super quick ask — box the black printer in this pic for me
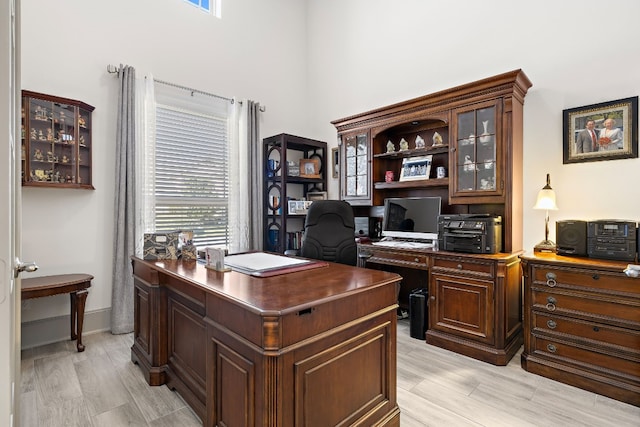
[437,214,502,254]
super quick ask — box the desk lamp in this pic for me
[533,173,558,253]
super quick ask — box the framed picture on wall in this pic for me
[563,96,638,164]
[331,147,339,179]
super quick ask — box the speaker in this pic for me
[556,220,587,256]
[409,288,429,340]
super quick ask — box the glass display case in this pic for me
[452,101,500,197]
[22,90,94,189]
[340,131,371,205]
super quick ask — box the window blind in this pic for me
[154,104,229,248]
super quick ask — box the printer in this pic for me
[438,214,502,254]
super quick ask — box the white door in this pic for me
[1,0,28,425]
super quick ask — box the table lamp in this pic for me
[533,173,558,253]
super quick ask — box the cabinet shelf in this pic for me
[373,145,449,159]
[374,178,448,190]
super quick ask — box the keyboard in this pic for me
[371,240,434,249]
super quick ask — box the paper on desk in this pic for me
[224,252,311,273]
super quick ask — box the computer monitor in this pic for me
[381,196,441,241]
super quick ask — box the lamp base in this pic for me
[534,239,557,253]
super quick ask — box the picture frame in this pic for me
[299,158,321,178]
[331,147,339,179]
[288,200,314,215]
[563,96,638,164]
[399,155,433,181]
[306,191,328,201]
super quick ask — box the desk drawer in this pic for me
[431,256,494,279]
[365,248,428,269]
[532,311,640,354]
[533,336,640,380]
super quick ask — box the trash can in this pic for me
[409,288,429,339]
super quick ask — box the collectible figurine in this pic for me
[46,128,53,141]
[432,132,443,146]
[61,155,69,164]
[415,135,425,149]
[79,135,85,146]
[463,155,475,172]
[38,130,45,141]
[33,148,43,161]
[386,140,395,153]
[78,115,86,127]
[399,138,409,151]
[30,128,37,140]
[53,171,61,183]
[46,151,57,163]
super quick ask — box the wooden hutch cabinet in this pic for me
[333,70,532,365]
[21,90,94,189]
[520,253,640,406]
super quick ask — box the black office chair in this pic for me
[300,200,358,266]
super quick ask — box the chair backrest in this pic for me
[300,200,357,266]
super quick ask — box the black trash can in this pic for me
[409,288,429,339]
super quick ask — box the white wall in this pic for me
[20,0,640,328]
[20,0,311,324]
[307,0,640,251]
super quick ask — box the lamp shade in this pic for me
[534,188,558,210]
[533,173,558,210]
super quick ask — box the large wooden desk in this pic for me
[21,273,92,352]
[131,257,401,426]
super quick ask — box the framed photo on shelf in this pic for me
[563,96,638,164]
[306,191,327,201]
[299,158,321,178]
[287,200,314,215]
[399,155,433,181]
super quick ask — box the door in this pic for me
[1,0,24,425]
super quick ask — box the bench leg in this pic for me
[70,289,89,352]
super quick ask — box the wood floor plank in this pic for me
[34,354,83,408]
[92,402,148,427]
[75,354,133,416]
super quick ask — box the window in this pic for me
[151,85,230,249]
[184,0,221,17]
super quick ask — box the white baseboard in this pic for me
[20,308,112,350]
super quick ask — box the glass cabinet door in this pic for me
[451,101,501,200]
[341,132,371,204]
[22,91,94,189]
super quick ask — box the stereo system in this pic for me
[557,219,638,262]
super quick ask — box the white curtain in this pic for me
[228,99,262,253]
[135,74,156,252]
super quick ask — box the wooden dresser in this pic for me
[520,253,640,406]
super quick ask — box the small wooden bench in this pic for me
[21,273,93,352]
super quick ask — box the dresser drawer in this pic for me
[533,289,640,326]
[532,311,640,354]
[431,256,494,279]
[533,336,640,380]
[532,265,640,295]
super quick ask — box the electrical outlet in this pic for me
[21,299,31,310]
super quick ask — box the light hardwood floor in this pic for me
[20,319,640,426]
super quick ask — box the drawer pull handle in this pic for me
[545,296,556,312]
[592,274,600,280]
[415,258,420,263]
[593,326,600,332]
[457,264,463,269]
[547,344,557,353]
[547,320,557,329]
[545,272,557,287]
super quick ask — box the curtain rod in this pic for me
[106,64,266,112]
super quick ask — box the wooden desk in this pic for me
[21,273,93,352]
[131,257,402,427]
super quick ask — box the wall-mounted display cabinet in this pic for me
[21,90,95,189]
